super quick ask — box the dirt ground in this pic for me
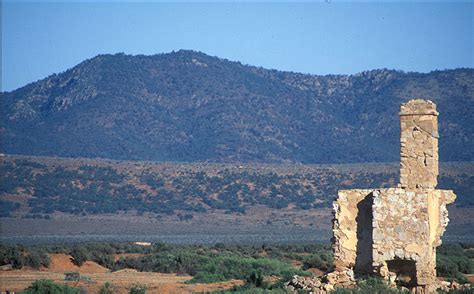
[466,274,474,284]
[0,254,244,293]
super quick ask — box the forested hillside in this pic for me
[1,50,473,163]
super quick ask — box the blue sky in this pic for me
[2,1,473,92]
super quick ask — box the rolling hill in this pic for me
[1,50,473,163]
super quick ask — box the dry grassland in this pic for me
[0,254,243,293]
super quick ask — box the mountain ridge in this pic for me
[1,50,473,163]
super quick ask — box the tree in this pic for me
[70,247,88,266]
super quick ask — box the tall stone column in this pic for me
[323,99,456,293]
[399,100,439,189]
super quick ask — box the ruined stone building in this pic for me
[333,99,456,292]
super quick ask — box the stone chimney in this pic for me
[399,99,439,189]
[330,99,456,293]
[289,99,460,293]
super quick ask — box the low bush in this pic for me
[114,248,307,283]
[0,244,50,269]
[70,247,88,266]
[129,284,146,294]
[332,277,409,294]
[436,244,473,283]
[3,242,471,292]
[21,279,80,294]
[440,286,474,294]
[302,251,333,271]
[64,272,81,281]
[98,282,114,294]
[217,287,288,293]
[217,271,286,293]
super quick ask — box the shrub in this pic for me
[302,252,333,271]
[217,287,288,293]
[332,277,408,294]
[129,284,147,294]
[190,272,227,283]
[25,251,50,269]
[90,251,114,269]
[436,243,473,283]
[112,246,307,284]
[70,247,88,266]
[64,272,81,281]
[22,279,80,294]
[0,244,24,269]
[440,286,474,294]
[98,282,114,294]
[0,245,50,270]
[246,270,265,288]
[187,255,308,283]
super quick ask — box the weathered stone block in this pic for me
[399,99,439,189]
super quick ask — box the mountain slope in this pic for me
[1,50,473,163]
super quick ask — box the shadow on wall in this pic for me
[354,192,374,277]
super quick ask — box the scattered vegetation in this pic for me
[21,279,80,294]
[2,157,472,218]
[129,284,147,294]
[1,242,472,289]
[0,243,50,269]
[110,244,310,283]
[70,247,88,266]
[331,277,409,294]
[2,51,473,164]
[98,282,115,294]
[436,244,473,284]
[218,281,288,293]
[301,251,333,272]
[63,272,80,281]
[0,199,20,217]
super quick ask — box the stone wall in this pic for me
[371,188,455,288]
[332,187,455,291]
[332,189,373,273]
[372,188,431,279]
[400,99,439,189]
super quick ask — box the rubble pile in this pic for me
[284,269,355,293]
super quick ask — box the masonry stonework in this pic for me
[400,99,439,189]
[285,99,463,293]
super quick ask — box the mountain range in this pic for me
[1,50,473,163]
